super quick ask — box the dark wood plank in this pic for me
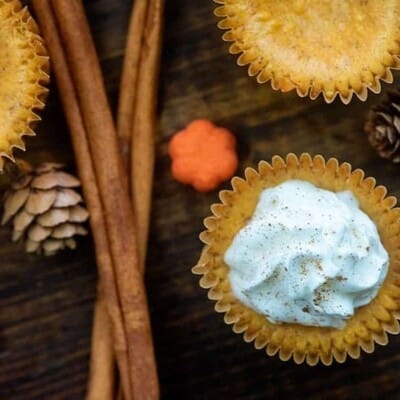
[2,0,400,399]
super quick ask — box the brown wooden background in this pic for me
[2,1,400,398]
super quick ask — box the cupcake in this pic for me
[192,153,400,365]
[0,0,49,169]
[214,0,400,103]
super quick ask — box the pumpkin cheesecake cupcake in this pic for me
[214,0,400,103]
[0,0,49,169]
[193,153,400,365]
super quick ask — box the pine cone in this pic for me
[1,162,89,256]
[365,89,400,163]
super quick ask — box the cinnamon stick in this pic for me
[31,2,131,399]
[117,0,149,174]
[117,0,164,266]
[130,0,164,266]
[86,293,115,400]
[49,1,159,399]
[116,1,165,397]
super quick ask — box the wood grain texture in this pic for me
[2,0,400,399]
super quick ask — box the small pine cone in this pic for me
[1,162,89,256]
[365,90,400,163]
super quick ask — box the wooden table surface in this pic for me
[2,1,400,399]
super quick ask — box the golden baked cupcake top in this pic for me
[215,0,400,103]
[193,154,400,365]
[0,0,49,170]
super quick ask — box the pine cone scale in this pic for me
[52,223,76,239]
[28,224,52,242]
[42,239,64,254]
[2,187,29,224]
[376,111,392,124]
[69,205,89,222]
[37,208,70,227]
[13,209,34,232]
[393,115,400,133]
[31,171,80,190]
[12,175,32,190]
[25,189,57,214]
[54,188,82,207]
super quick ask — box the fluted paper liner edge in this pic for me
[192,153,400,366]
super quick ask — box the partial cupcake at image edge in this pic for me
[0,0,50,170]
[192,153,400,366]
[214,0,400,104]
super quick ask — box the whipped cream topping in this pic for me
[224,180,389,329]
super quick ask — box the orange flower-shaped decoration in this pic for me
[168,119,238,192]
